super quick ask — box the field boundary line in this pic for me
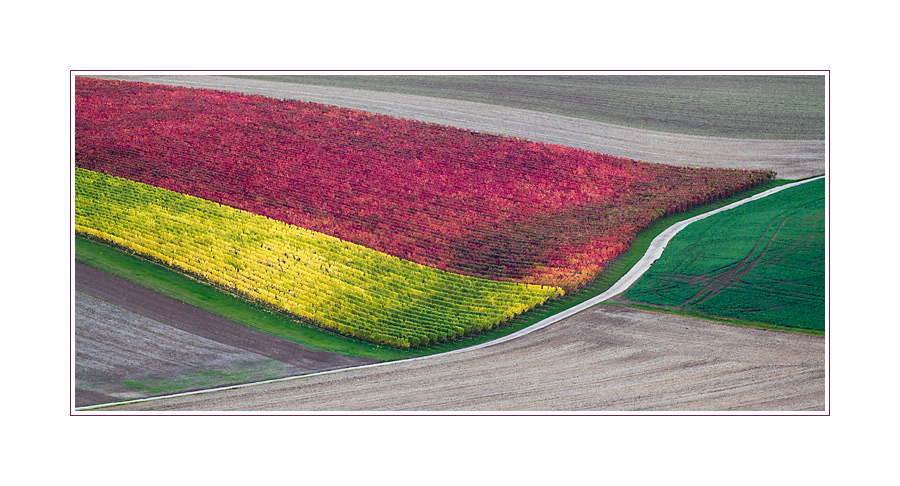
[75,176,824,412]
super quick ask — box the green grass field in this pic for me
[76,180,791,359]
[623,178,825,331]
[231,75,825,140]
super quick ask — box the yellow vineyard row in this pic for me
[75,168,563,347]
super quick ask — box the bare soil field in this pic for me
[108,305,825,412]
[74,263,376,407]
[234,74,825,140]
[93,75,825,180]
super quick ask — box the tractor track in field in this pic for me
[78,178,825,412]
[88,75,825,180]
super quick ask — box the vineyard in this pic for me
[76,77,773,290]
[76,168,560,348]
[75,77,776,348]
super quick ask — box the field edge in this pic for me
[602,302,825,337]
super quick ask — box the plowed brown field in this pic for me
[108,306,825,411]
[75,263,376,407]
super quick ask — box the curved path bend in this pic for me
[82,178,825,412]
[91,75,825,180]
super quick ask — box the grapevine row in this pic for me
[75,77,774,290]
[76,168,562,348]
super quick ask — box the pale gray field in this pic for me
[92,75,825,179]
[75,292,289,406]
[74,263,376,408]
[109,306,825,412]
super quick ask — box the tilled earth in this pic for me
[74,263,376,408]
[107,305,825,412]
[92,75,825,180]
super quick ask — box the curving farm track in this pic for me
[92,75,825,180]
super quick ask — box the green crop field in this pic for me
[232,74,826,140]
[623,178,825,331]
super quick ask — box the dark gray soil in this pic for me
[74,262,377,408]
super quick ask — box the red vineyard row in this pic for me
[75,77,773,289]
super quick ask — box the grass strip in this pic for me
[601,302,825,337]
[76,237,410,361]
[122,362,287,395]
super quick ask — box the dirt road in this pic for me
[91,75,825,179]
[108,305,825,411]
